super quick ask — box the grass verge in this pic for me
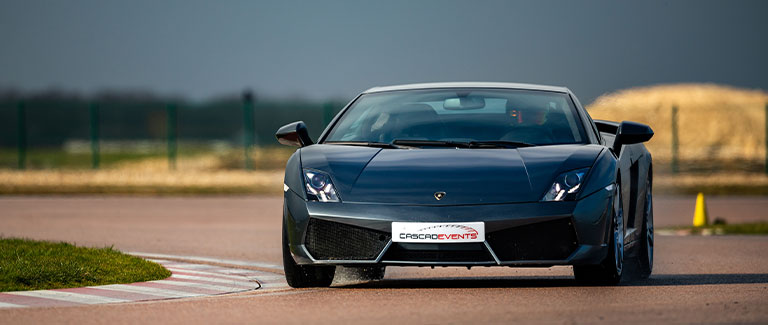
[0,147,295,171]
[658,222,768,236]
[0,169,283,195]
[0,238,171,292]
[654,172,768,195]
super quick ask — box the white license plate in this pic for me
[392,222,485,243]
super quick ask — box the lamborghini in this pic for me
[276,82,654,287]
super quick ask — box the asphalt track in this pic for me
[1,195,767,324]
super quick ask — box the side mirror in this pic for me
[275,121,313,147]
[613,121,653,153]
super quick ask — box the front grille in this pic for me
[304,218,390,260]
[487,218,578,261]
[382,243,495,263]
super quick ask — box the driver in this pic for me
[502,99,553,143]
[507,102,548,126]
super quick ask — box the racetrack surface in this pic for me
[0,196,767,324]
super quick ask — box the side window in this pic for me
[569,93,600,144]
[585,113,602,144]
[547,101,582,143]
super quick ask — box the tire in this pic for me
[574,183,624,285]
[635,176,654,279]
[282,220,335,288]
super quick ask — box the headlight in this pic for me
[303,169,340,202]
[541,168,589,201]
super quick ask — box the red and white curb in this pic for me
[0,254,288,309]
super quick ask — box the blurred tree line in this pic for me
[0,89,346,148]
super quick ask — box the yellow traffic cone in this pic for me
[693,192,709,227]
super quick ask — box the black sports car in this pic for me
[276,82,654,287]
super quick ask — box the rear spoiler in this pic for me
[594,119,619,135]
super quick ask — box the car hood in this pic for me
[300,144,604,205]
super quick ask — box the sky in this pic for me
[1,0,766,104]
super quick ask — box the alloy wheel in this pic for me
[644,180,654,270]
[614,187,624,276]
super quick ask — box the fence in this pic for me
[0,91,344,171]
[663,103,768,175]
[3,94,768,174]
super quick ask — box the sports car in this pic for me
[276,82,654,287]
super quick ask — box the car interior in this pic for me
[348,97,583,145]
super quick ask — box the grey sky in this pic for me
[1,0,766,103]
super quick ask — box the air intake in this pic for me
[304,218,390,260]
[487,218,578,261]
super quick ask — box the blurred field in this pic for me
[0,145,296,171]
[2,83,768,195]
[0,169,283,195]
[587,83,768,173]
[0,147,293,195]
[655,172,768,195]
[2,147,768,195]
[110,146,295,172]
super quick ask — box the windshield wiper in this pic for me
[391,139,471,148]
[324,141,409,149]
[467,140,536,148]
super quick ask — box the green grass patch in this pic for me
[0,238,171,292]
[659,222,768,236]
[0,149,167,169]
[0,147,294,171]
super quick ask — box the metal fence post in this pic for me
[17,101,26,170]
[89,102,100,169]
[167,103,177,171]
[671,105,679,174]
[242,91,255,170]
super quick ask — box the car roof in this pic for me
[362,82,571,94]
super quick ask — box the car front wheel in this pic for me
[282,219,335,288]
[635,176,654,278]
[574,183,624,285]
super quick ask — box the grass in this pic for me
[0,150,163,170]
[109,146,295,172]
[0,146,296,171]
[0,146,291,195]
[654,172,768,195]
[659,222,768,236]
[0,238,171,292]
[0,169,284,195]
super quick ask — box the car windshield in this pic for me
[323,88,588,146]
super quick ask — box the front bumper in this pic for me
[284,186,614,267]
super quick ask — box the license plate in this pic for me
[392,222,485,243]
